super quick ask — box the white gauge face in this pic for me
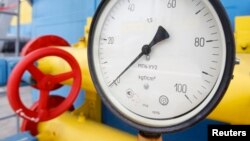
[91,0,227,127]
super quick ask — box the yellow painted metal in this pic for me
[73,17,92,48]
[11,0,32,25]
[73,91,102,122]
[208,16,250,124]
[37,47,101,121]
[235,16,250,53]
[38,48,250,125]
[38,47,94,92]
[33,21,249,141]
[71,17,102,121]
[37,112,136,141]
[208,54,250,124]
[37,45,250,125]
[37,17,102,122]
[35,17,250,140]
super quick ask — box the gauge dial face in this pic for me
[89,0,233,130]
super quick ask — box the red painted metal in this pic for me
[21,35,70,56]
[8,48,81,122]
[21,95,74,136]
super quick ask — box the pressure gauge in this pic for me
[88,0,235,132]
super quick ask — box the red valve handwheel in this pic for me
[21,95,75,136]
[7,48,81,122]
[21,35,70,56]
[21,35,70,90]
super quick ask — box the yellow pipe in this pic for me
[38,47,102,122]
[38,47,95,93]
[208,55,250,124]
[38,47,250,124]
[235,16,250,53]
[30,16,250,141]
[11,0,32,25]
[208,16,250,124]
[37,112,136,141]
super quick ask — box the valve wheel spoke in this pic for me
[38,90,49,110]
[7,47,82,123]
[51,71,74,84]
[27,64,45,82]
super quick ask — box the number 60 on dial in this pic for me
[88,0,235,132]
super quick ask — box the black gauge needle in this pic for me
[109,26,170,87]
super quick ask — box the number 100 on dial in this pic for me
[89,0,235,132]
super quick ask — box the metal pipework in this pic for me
[37,112,136,141]
[37,47,250,124]
[208,54,250,124]
[208,16,250,124]
[37,47,95,93]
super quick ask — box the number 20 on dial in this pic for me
[88,0,235,132]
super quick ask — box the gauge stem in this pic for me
[138,131,162,141]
